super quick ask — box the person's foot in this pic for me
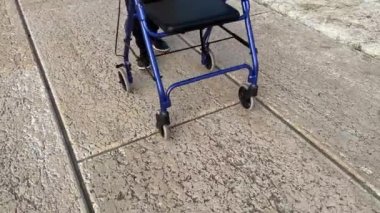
[152,38,170,53]
[137,54,151,70]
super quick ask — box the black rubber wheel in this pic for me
[159,125,170,140]
[156,111,171,140]
[239,84,255,110]
[203,50,215,70]
[118,70,132,92]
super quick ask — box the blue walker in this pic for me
[117,0,260,139]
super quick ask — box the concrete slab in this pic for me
[252,0,380,58]
[20,0,239,160]
[80,104,380,212]
[0,1,85,212]
[182,11,380,190]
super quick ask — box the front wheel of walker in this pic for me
[156,111,171,140]
[239,84,256,110]
[118,70,132,93]
[160,125,170,140]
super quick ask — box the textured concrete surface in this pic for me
[20,0,240,160]
[252,0,380,58]
[0,0,85,212]
[183,10,380,190]
[80,105,380,212]
[5,0,379,211]
[229,0,272,15]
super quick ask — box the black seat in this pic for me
[143,0,240,34]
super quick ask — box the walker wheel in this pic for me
[156,111,171,140]
[160,125,170,140]
[118,70,132,93]
[203,50,215,70]
[239,84,256,110]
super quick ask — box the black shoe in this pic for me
[137,54,151,70]
[152,38,170,53]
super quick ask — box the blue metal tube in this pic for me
[166,64,252,97]
[135,0,170,110]
[142,23,168,38]
[239,14,247,20]
[241,0,259,85]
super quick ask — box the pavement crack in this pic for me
[78,102,239,164]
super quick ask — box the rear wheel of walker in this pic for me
[156,111,171,140]
[203,50,215,70]
[239,84,256,110]
[118,70,132,93]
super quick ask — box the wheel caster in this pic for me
[160,125,170,140]
[202,50,215,71]
[239,84,257,110]
[156,111,171,140]
[118,70,132,93]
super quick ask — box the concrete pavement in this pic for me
[80,104,380,212]
[183,0,380,191]
[1,0,380,212]
[0,0,85,211]
[253,0,380,58]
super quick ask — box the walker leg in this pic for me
[242,0,259,86]
[122,0,135,84]
[239,0,259,109]
[135,0,171,138]
[200,27,215,70]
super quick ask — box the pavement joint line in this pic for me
[168,102,241,133]
[178,28,380,202]
[256,99,380,201]
[78,132,158,164]
[78,102,240,164]
[14,1,95,212]
[250,10,273,17]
